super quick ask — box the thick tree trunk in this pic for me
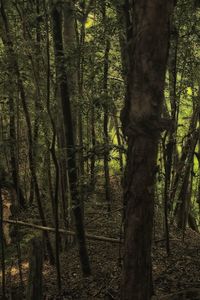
[121,1,174,299]
[122,137,157,300]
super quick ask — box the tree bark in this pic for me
[169,99,200,208]
[0,183,6,298]
[175,130,198,229]
[26,237,43,300]
[102,1,111,212]
[44,3,61,289]
[121,1,174,299]
[162,22,179,253]
[9,95,26,208]
[51,2,91,276]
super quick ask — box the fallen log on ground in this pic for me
[1,219,122,244]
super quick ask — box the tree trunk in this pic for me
[51,2,91,276]
[29,0,42,205]
[90,100,96,188]
[115,0,132,82]
[9,94,26,208]
[0,183,6,298]
[161,22,179,253]
[44,3,62,289]
[102,1,111,212]
[26,237,43,300]
[170,100,200,208]
[0,0,55,265]
[113,112,124,173]
[63,0,79,144]
[175,130,198,229]
[121,1,174,299]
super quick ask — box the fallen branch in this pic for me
[2,219,121,244]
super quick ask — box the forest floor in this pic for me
[1,177,200,299]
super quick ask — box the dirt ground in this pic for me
[1,180,200,299]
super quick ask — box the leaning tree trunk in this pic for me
[120,1,175,299]
[169,100,200,208]
[175,130,198,230]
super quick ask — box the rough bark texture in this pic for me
[121,1,174,299]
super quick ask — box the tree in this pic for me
[1,0,200,298]
[0,0,55,265]
[51,1,91,276]
[120,1,175,299]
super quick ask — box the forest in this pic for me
[0,0,200,299]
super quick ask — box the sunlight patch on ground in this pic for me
[0,261,29,278]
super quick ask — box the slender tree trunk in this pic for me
[103,40,111,212]
[90,101,96,188]
[44,3,62,289]
[115,0,132,82]
[113,113,124,173]
[165,22,178,214]
[77,18,86,204]
[89,57,97,190]
[175,130,198,229]
[162,140,170,255]
[63,0,79,143]
[102,2,111,212]
[0,0,55,265]
[0,184,6,298]
[51,2,91,276]
[121,1,174,299]
[30,0,42,205]
[57,129,70,232]
[9,94,26,208]
[170,100,200,207]
[161,23,179,253]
